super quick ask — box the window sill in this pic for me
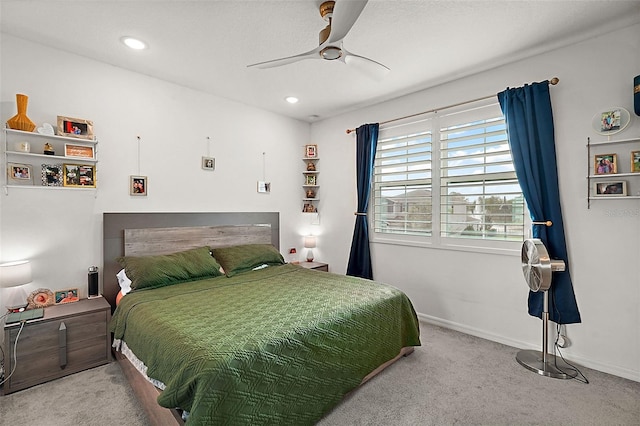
[370,234,521,256]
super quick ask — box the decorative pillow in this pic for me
[213,244,284,277]
[117,246,223,290]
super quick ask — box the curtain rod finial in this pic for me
[550,77,559,85]
[346,128,354,134]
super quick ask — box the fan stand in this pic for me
[516,289,577,379]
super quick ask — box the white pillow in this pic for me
[116,268,132,295]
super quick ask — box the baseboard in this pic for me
[417,313,640,383]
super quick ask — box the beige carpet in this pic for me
[1,323,639,425]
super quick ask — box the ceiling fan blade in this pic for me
[343,50,390,80]
[326,0,368,44]
[247,47,320,69]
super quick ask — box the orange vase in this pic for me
[6,94,36,132]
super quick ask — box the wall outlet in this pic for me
[557,334,571,348]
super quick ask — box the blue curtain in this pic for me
[347,123,379,280]
[497,81,581,324]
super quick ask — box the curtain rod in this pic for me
[345,77,559,134]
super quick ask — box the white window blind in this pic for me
[373,101,526,244]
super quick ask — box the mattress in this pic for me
[110,263,421,425]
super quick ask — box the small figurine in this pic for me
[43,142,55,155]
[306,162,316,171]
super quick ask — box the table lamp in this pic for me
[0,260,33,312]
[304,235,316,262]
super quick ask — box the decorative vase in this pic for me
[6,94,36,132]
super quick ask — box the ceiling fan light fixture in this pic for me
[320,46,342,60]
[121,36,147,50]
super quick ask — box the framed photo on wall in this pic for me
[63,164,96,187]
[57,116,94,140]
[64,143,95,159]
[202,157,215,171]
[7,163,33,185]
[593,153,617,175]
[130,175,147,196]
[305,144,318,158]
[631,150,640,173]
[593,181,627,197]
[41,164,63,186]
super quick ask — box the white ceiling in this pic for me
[2,1,639,122]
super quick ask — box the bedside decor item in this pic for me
[130,175,147,196]
[202,156,215,170]
[305,144,318,158]
[43,142,55,155]
[63,164,96,187]
[594,181,627,196]
[631,150,640,173]
[591,107,630,135]
[27,288,55,309]
[634,75,639,116]
[55,288,79,304]
[37,122,55,135]
[57,115,94,140]
[6,93,36,132]
[88,266,100,298]
[304,235,316,262]
[41,164,63,186]
[64,143,95,159]
[0,260,33,312]
[593,153,618,174]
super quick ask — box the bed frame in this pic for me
[102,212,413,424]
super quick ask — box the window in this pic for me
[372,100,526,246]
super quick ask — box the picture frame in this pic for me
[591,107,630,135]
[41,164,63,186]
[201,156,215,171]
[593,153,617,175]
[305,144,318,159]
[64,143,95,159]
[7,163,33,185]
[631,150,640,173]
[257,181,271,193]
[57,115,94,140]
[305,174,317,185]
[63,164,96,187]
[594,181,627,197]
[130,175,147,196]
[55,288,79,305]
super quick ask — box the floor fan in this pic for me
[517,238,577,379]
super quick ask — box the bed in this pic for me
[103,212,421,425]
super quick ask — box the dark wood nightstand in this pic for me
[2,297,111,394]
[299,261,329,272]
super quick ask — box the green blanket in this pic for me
[110,264,421,425]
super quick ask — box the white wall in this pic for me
[2,23,639,382]
[0,35,313,307]
[311,23,640,381]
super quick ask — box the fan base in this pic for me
[516,350,578,379]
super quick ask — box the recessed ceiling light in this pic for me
[285,96,299,104]
[121,36,147,50]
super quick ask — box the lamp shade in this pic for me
[0,260,33,288]
[304,235,317,249]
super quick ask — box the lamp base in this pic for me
[306,248,314,262]
[6,303,28,313]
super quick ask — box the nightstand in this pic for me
[2,297,111,394]
[299,261,329,272]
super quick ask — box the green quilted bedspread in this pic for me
[110,263,421,425]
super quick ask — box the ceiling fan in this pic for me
[247,0,390,79]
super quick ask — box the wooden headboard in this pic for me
[103,212,279,311]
